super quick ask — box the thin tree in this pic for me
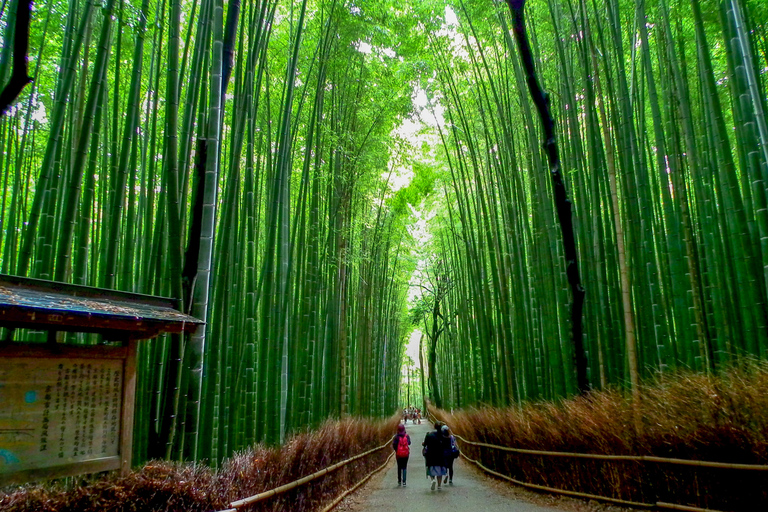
[505,0,588,394]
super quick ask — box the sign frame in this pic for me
[0,341,137,486]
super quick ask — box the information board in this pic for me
[0,344,136,485]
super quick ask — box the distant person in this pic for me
[422,421,450,490]
[393,423,411,486]
[441,424,459,484]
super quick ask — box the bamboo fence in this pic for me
[215,440,393,511]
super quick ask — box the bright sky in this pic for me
[405,328,422,365]
[444,5,459,25]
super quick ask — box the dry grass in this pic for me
[0,416,398,512]
[433,364,768,511]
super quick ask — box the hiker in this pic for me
[441,424,460,484]
[422,421,450,490]
[393,423,411,486]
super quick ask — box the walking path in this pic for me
[351,420,564,512]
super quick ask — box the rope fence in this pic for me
[458,449,654,509]
[451,434,768,471]
[214,439,392,512]
[428,408,766,511]
[458,448,732,512]
[318,452,394,512]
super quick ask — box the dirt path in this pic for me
[335,421,632,512]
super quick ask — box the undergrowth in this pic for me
[0,416,398,512]
[433,363,768,511]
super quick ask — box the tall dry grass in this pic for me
[0,415,399,512]
[434,364,768,511]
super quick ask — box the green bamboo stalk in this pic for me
[183,0,224,460]
[15,0,94,277]
[53,0,118,283]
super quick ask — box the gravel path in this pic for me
[335,421,632,512]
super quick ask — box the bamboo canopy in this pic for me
[0,0,766,468]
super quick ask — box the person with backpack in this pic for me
[441,424,460,484]
[422,421,451,490]
[392,423,411,486]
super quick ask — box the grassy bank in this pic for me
[433,364,768,511]
[0,416,398,512]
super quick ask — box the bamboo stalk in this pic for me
[505,0,588,393]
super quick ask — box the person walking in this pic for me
[422,421,450,491]
[441,424,459,484]
[392,423,411,486]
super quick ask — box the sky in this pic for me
[405,328,422,365]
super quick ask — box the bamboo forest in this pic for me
[1,0,768,479]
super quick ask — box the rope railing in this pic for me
[459,449,726,512]
[459,449,654,509]
[451,433,768,471]
[319,452,395,512]
[214,439,392,512]
[429,407,762,511]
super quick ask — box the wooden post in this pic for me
[120,339,138,475]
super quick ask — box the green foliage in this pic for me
[1,0,767,468]
[416,0,768,411]
[0,0,429,463]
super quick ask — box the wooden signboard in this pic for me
[0,342,137,486]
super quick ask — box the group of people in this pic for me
[401,406,422,424]
[391,420,460,490]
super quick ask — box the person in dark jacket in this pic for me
[422,421,451,490]
[441,424,459,484]
[392,423,411,486]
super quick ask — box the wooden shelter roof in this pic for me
[0,274,202,339]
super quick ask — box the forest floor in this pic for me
[334,421,633,512]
